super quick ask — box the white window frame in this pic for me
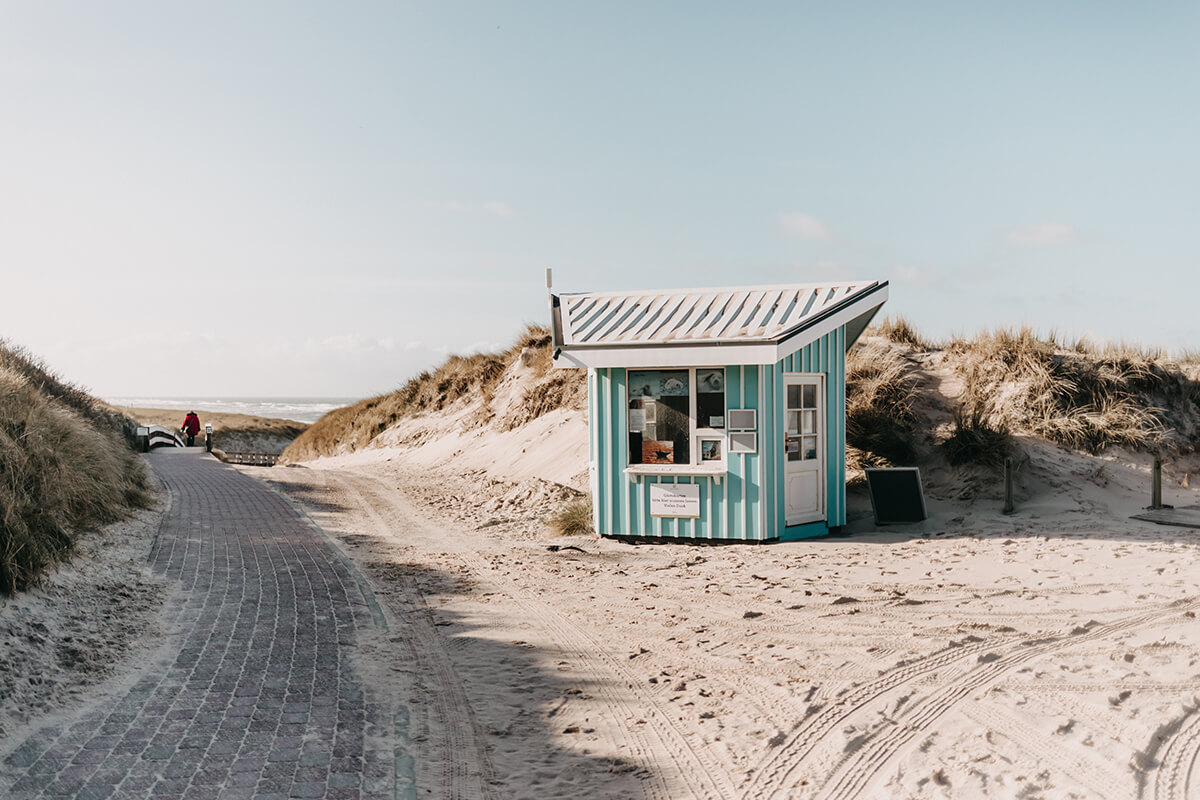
[625,366,727,478]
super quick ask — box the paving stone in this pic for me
[118,773,159,794]
[256,775,291,794]
[268,749,301,764]
[262,761,297,780]
[72,749,110,766]
[216,787,257,800]
[142,746,176,762]
[45,776,87,796]
[26,758,68,777]
[74,785,115,800]
[289,781,328,798]
[328,772,361,789]
[227,771,258,788]
[298,752,331,768]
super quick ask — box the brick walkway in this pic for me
[1,449,406,800]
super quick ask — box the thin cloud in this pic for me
[1006,222,1078,247]
[778,212,834,241]
[483,201,515,218]
[893,265,933,285]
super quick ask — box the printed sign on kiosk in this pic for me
[649,484,701,518]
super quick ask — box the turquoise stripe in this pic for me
[597,369,610,535]
[743,364,759,539]
[612,370,627,533]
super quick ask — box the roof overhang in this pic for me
[551,280,888,369]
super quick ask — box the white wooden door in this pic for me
[784,374,825,526]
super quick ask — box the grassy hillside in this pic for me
[847,319,1200,476]
[281,325,584,463]
[0,342,153,595]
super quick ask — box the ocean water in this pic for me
[104,397,359,424]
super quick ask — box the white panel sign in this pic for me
[729,432,757,454]
[649,483,701,518]
[728,409,757,430]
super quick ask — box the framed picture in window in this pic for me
[642,440,675,464]
[699,434,724,464]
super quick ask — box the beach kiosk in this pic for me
[549,279,888,541]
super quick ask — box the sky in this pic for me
[1,2,1196,399]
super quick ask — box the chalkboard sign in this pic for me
[864,467,927,524]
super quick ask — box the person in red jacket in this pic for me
[181,411,201,447]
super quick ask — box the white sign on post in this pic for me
[649,483,701,518]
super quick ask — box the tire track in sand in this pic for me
[739,633,1006,796]
[960,703,1128,799]
[302,469,498,800]
[1151,703,1200,800]
[802,597,1200,800]
[339,470,734,800]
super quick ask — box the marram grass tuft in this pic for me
[0,345,152,596]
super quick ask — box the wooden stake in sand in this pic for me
[1151,456,1163,510]
[1003,457,1015,515]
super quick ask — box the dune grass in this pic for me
[940,358,1015,467]
[844,339,920,471]
[872,316,933,350]
[282,325,585,463]
[945,327,1183,455]
[848,320,1195,469]
[0,344,153,596]
[548,498,593,536]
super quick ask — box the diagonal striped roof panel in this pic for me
[557,281,883,346]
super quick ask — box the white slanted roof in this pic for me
[550,280,888,369]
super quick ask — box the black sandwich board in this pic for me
[864,467,927,525]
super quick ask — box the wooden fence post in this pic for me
[1151,457,1163,510]
[205,424,213,453]
[1002,457,1015,515]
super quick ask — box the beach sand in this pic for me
[0,501,170,745]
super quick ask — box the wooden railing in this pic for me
[220,452,280,466]
[139,425,184,451]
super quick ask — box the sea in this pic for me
[103,397,360,425]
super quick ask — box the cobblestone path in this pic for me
[1,449,405,800]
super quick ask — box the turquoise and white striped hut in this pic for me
[549,280,888,541]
